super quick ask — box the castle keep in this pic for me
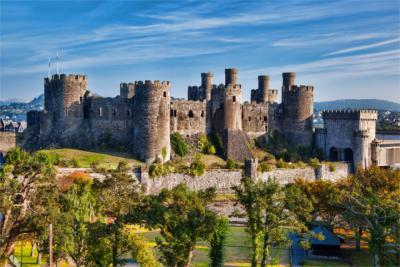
[28,69,315,163]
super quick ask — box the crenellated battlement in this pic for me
[287,85,314,93]
[134,80,171,88]
[45,74,87,84]
[268,89,278,95]
[323,109,378,120]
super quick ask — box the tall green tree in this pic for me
[0,148,57,266]
[209,216,229,267]
[234,176,312,267]
[86,163,143,266]
[135,184,218,267]
[57,172,99,267]
[233,176,264,267]
[340,166,400,267]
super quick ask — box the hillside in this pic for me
[315,99,400,112]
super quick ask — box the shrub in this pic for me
[90,161,99,169]
[149,163,175,178]
[171,133,189,157]
[211,133,224,156]
[258,162,272,173]
[276,158,290,169]
[226,159,236,170]
[328,162,336,172]
[71,158,81,168]
[187,157,206,176]
[198,134,216,155]
[58,171,90,191]
[309,158,322,170]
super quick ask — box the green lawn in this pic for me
[303,259,349,267]
[140,225,289,266]
[40,148,143,168]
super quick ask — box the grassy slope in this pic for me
[40,148,143,168]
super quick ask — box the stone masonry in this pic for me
[28,68,316,163]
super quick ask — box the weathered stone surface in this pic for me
[28,69,317,164]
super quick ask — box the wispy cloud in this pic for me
[325,38,400,56]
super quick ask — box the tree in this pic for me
[136,184,218,267]
[86,165,143,266]
[57,172,99,267]
[0,148,57,266]
[291,179,342,225]
[234,176,311,267]
[209,216,229,267]
[339,166,400,267]
[233,177,264,267]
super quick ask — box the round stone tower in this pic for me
[133,80,171,163]
[258,75,270,103]
[282,72,296,88]
[281,72,314,145]
[44,74,87,129]
[225,68,238,85]
[201,72,213,100]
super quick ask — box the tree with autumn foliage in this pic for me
[339,166,400,267]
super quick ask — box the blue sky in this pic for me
[1,0,399,102]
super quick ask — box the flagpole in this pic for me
[48,57,51,79]
[56,51,59,75]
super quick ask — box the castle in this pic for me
[27,68,315,163]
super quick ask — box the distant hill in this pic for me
[314,99,400,112]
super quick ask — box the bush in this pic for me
[328,162,336,172]
[187,157,206,176]
[226,159,236,170]
[211,133,224,156]
[258,162,272,173]
[198,134,216,155]
[71,158,81,168]
[90,161,99,169]
[276,158,290,169]
[149,163,175,178]
[309,158,322,170]
[171,133,189,157]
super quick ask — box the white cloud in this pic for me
[325,38,400,56]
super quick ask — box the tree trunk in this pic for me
[251,237,259,267]
[30,242,36,257]
[374,253,380,267]
[184,248,194,267]
[0,258,9,267]
[37,252,42,264]
[260,233,270,267]
[355,228,362,251]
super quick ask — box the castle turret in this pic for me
[268,89,278,103]
[225,68,238,85]
[258,75,269,103]
[281,72,314,145]
[44,74,87,131]
[120,82,135,99]
[201,72,213,101]
[282,72,296,89]
[133,80,171,163]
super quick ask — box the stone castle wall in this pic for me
[141,163,350,194]
[0,132,17,154]
[170,99,207,137]
[30,69,317,163]
[242,102,269,139]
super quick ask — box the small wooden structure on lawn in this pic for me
[310,226,341,258]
